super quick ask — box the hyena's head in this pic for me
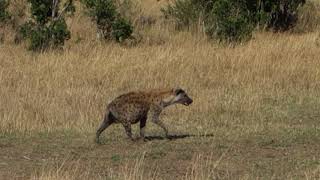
[172,88,193,106]
[160,88,193,107]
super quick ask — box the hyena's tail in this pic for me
[95,110,115,144]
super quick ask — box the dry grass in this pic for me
[30,152,159,180]
[1,30,320,134]
[1,0,320,179]
[295,0,320,32]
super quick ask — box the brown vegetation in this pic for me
[0,0,319,179]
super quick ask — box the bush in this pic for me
[205,0,254,42]
[162,0,307,42]
[82,0,133,42]
[82,0,116,39]
[19,0,75,51]
[112,17,133,42]
[0,0,10,23]
[257,0,306,31]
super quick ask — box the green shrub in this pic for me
[19,0,74,51]
[112,17,133,42]
[28,0,53,25]
[258,0,306,31]
[82,0,116,39]
[162,0,307,42]
[205,0,254,42]
[82,0,133,42]
[0,0,10,23]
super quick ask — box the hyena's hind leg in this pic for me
[122,122,134,141]
[96,111,115,144]
[139,116,147,140]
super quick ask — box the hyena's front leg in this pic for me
[153,120,168,137]
[149,106,169,138]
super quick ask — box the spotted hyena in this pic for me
[95,88,193,143]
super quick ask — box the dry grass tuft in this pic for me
[30,153,159,180]
[294,0,320,33]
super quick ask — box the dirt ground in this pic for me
[1,129,319,179]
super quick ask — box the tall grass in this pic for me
[1,29,320,134]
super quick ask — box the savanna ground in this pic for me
[1,0,320,179]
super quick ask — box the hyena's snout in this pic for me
[184,96,193,106]
[179,94,193,106]
[175,88,193,106]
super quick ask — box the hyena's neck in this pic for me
[160,100,175,108]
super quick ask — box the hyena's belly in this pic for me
[110,102,149,124]
[128,106,149,124]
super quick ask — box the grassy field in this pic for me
[1,0,320,179]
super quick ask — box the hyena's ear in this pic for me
[174,88,185,95]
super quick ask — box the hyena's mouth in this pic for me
[183,99,193,106]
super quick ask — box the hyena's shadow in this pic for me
[145,133,215,141]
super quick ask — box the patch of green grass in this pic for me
[245,126,319,148]
[176,150,193,160]
[148,151,167,160]
[111,154,121,162]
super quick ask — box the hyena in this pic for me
[95,88,193,143]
